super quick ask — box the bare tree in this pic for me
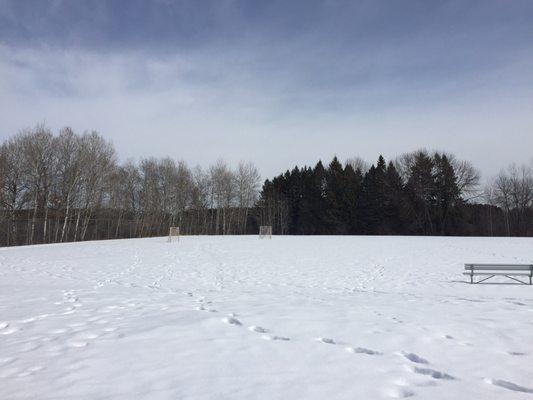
[0,137,28,245]
[210,160,236,235]
[444,154,480,199]
[52,127,85,242]
[17,125,55,244]
[346,156,370,174]
[172,160,194,232]
[0,125,262,246]
[191,166,211,235]
[394,149,428,183]
[75,131,116,241]
[235,161,261,233]
[489,163,533,235]
[138,158,162,236]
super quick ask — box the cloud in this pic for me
[1,1,533,179]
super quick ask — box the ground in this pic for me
[1,235,532,399]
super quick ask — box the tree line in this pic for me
[1,125,532,246]
[258,151,533,237]
[0,125,261,246]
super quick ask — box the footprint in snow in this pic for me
[346,346,382,355]
[484,378,533,393]
[261,334,290,341]
[397,351,429,364]
[316,337,336,344]
[507,351,526,356]
[410,366,455,380]
[196,305,217,313]
[248,326,269,333]
[222,317,242,326]
[386,387,415,398]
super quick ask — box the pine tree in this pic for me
[433,153,461,234]
[358,156,387,234]
[383,161,405,234]
[405,152,435,234]
[285,166,302,234]
[343,163,362,234]
[297,161,327,234]
[324,157,348,233]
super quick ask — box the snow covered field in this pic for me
[1,236,533,399]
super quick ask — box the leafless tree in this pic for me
[17,125,56,244]
[190,165,210,235]
[489,163,533,235]
[74,131,116,241]
[52,127,85,242]
[0,137,28,245]
[235,161,261,233]
[346,156,370,174]
[394,149,428,182]
[444,154,480,200]
[0,125,264,245]
[210,160,236,234]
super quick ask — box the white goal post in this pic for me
[168,226,180,242]
[259,225,272,239]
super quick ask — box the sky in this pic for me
[1,0,532,180]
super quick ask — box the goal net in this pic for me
[259,225,272,239]
[168,226,180,242]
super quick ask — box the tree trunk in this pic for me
[30,193,39,244]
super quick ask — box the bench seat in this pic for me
[464,263,533,285]
[462,272,531,276]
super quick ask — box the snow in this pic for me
[1,235,532,399]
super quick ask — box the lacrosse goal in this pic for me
[168,226,180,242]
[259,225,272,239]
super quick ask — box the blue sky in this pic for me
[1,0,532,179]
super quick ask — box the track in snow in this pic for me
[1,235,532,399]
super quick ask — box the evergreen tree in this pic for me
[405,152,435,234]
[383,161,405,234]
[297,161,327,234]
[324,157,348,233]
[285,166,303,234]
[433,153,461,234]
[256,151,485,237]
[343,163,362,234]
[358,156,387,234]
